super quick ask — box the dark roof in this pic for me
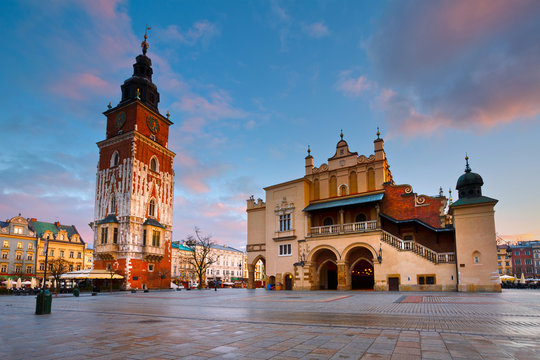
[450,196,498,208]
[304,193,384,212]
[380,213,454,233]
[97,214,119,224]
[143,218,166,229]
[0,221,8,229]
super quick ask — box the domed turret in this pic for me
[456,155,483,199]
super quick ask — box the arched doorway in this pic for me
[345,246,375,290]
[319,261,338,290]
[351,259,374,289]
[309,247,339,290]
[284,273,293,290]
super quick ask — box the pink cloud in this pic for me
[50,72,114,100]
[337,71,372,97]
[367,0,540,136]
[160,21,219,46]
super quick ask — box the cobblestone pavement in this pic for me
[1,289,539,359]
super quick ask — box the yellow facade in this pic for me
[35,231,89,280]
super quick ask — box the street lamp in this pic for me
[377,243,383,264]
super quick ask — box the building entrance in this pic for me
[319,261,338,290]
[351,259,374,290]
[284,274,293,290]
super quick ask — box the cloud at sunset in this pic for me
[367,0,540,135]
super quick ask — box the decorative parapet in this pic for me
[247,195,266,210]
[246,243,266,252]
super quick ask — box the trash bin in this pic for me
[73,288,80,297]
[267,284,272,290]
[35,290,52,315]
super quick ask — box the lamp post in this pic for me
[377,243,383,264]
[41,236,50,314]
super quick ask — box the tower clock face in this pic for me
[146,116,160,134]
[115,112,126,129]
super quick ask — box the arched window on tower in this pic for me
[150,157,158,172]
[148,199,156,218]
[339,184,348,196]
[110,151,120,168]
[110,196,116,214]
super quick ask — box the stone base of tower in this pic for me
[458,283,502,292]
[94,257,171,290]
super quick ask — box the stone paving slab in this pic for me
[1,289,540,359]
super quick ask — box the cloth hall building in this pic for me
[246,132,500,292]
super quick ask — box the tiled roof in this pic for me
[210,244,244,253]
[97,214,119,224]
[172,242,194,252]
[143,218,166,229]
[28,220,83,243]
[0,221,8,229]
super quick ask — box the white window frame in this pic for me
[279,244,292,256]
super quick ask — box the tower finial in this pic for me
[465,153,471,173]
[340,129,343,140]
[141,24,151,55]
[377,126,380,139]
[307,145,311,155]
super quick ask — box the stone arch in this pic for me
[339,184,348,196]
[343,244,376,290]
[309,246,340,290]
[248,255,266,289]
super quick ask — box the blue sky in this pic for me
[1,0,539,248]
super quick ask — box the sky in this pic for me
[1,0,539,249]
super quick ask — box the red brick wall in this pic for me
[381,183,445,229]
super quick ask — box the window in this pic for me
[339,184,348,196]
[1,264,7,273]
[525,259,532,265]
[77,265,81,271]
[106,264,111,271]
[28,243,33,250]
[323,217,334,226]
[515,259,521,265]
[497,262,501,266]
[355,214,367,223]
[279,214,291,231]
[59,234,64,240]
[17,242,23,249]
[143,229,147,246]
[1,251,8,259]
[49,249,54,257]
[60,250,64,258]
[515,251,520,256]
[148,264,154,272]
[39,263,45,271]
[152,230,160,247]
[15,265,22,274]
[26,266,32,274]
[16,252,22,260]
[113,228,118,244]
[279,244,292,256]
[40,249,46,256]
[110,197,116,214]
[111,151,120,167]
[27,253,33,261]
[48,264,53,271]
[148,199,156,217]
[2,240,8,248]
[525,251,530,255]
[150,157,158,172]
[497,255,501,260]
[506,262,510,266]
[69,265,73,271]
[418,275,435,285]
[472,251,481,264]
[77,252,82,259]
[101,227,108,244]
[13,226,23,234]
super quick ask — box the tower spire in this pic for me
[340,129,343,140]
[141,25,151,55]
[465,153,471,173]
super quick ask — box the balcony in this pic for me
[309,220,378,237]
[95,243,119,260]
[143,245,165,262]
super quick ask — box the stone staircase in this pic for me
[381,230,455,264]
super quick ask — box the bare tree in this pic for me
[183,227,219,289]
[48,259,71,295]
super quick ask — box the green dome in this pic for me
[456,156,483,199]
[456,171,483,189]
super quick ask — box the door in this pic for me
[284,274,293,290]
[388,277,399,291]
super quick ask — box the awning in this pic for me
[303,193,384,212]
[60,269,124,280]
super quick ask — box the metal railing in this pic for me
[381,231,455,264]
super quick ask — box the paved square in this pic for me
[1,289,540,359]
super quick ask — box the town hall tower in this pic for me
[92,32,175,289]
